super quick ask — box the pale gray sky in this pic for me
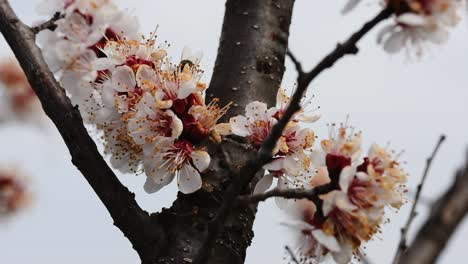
[0,1,467,263]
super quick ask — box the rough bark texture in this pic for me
[210,0,293,119]
[398,153,468,264]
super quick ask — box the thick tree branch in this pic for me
[397,150,468,264]
[393,135,446,263]
[0,0,160,256]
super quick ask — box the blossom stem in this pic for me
[31,12,64,34]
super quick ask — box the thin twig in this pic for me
[392,135,446,264]
[286,49,304,74]
[238,185,334,204]
[285,245,300,264]
[31,12,64,34]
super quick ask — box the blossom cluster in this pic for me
[227,101,407,263]
[0,59,44,125]
[37,0,230,194]
[35,1,409,262]
[344,0,464,55]
[225,88,320,206]
[0,166,31,217]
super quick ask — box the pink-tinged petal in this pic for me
[253,173,274,194]
[135,64,157,88]
[169,111,183,139]
[297,113,320,123]
[101,81,115,106]
[332,242,353,264]
[427,28,449,44]
[144,152,174,184]
[245,101,268,120]
[263,158,284,171]
[181,46,203,65]
[94,58,116,71]
[335,191,357,212]
[214,123,232,136]
[383,31,406,54]
[311,229,341,252]
[280,220,315,232]
[191,150,210,172]
[95,107,116,124]
[282,155,303,176]
[178,164,202,194]
[356,172,369,181]
[396,13,428,26]
[285,199,316,220]
[311,166,330,187]
[230,115,250,137]
[276,87,289,107]
[320,191,338,216]
[178,79,197,99]
[143,173,175,194]
[310,150,326,166]
[339,166,355,193]
[275,177,289,209]
[112,66,136,92]
[377,24,397,44]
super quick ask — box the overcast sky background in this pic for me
[0,1,467,263]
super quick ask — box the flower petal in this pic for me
[230,115,250,137]
[177,164,202,194]
[311,229,341,252]
[332,242,353,264]
[191,150,210,172]
[245,101,268,120]
[339,166,355,193]
[135,64,157,88]
[253,173,274,194]
[112,65,136,92]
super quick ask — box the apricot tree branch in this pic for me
[393,135,446,264]
[397,150,468,264]
[31,11,64,34]
[0,0,159,256]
